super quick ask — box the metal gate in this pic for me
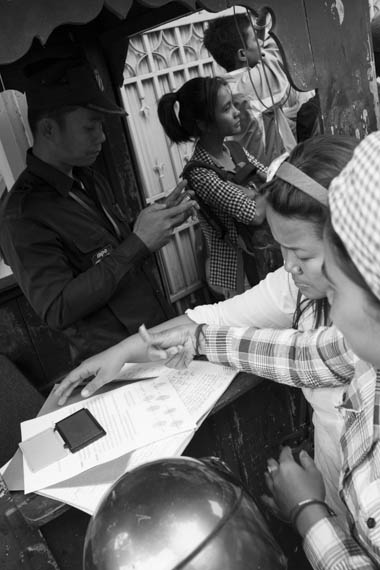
[0,89,31,279]
[120,11,231,312]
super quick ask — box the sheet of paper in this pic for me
[33,361,237,513]
[161,360,238,423]
[116,361,171,380]
[5,360,237,513]
[37,430,194,513]
[21,378,196,493]
[109,360,237,426]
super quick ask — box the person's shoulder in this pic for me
[1,170,32,211]
[1,168,44,219]
[261,36,279,54]
[224,69,247,87]
[188,144,214,167]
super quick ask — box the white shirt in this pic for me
[187,266,347,525]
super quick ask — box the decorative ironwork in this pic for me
[122,12,221,307]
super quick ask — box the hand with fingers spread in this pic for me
[55,342,128,405]
[134,181,198,252]
[262,446,327,536]
[139,323,198,369]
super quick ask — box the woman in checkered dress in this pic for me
[158,76,269,299]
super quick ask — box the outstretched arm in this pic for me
[55,315,193,405]
[139,323,355,389]
[57,266,295,404]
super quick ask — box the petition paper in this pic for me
[21,378,196,493]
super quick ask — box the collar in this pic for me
[26,149,76,197]
[207,144,236,172]
[224,68,247,91]
[224,68,247,79]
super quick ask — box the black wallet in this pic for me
[54,408,106,453]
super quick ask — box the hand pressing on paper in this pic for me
[55,315,198,405]
[55,342,128,406]
[56,319,198,405]
[139,323,198,369]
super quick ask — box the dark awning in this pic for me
[0,1,317,93]
[0,0,198,66]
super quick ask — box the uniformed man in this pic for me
[0,56,196,363]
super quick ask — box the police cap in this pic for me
[24,57,126,115]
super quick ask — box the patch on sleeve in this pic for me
[92,244,113,264]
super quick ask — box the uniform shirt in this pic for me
[186,142,267,291]
[201,324,380,569]
[0,150,171,361]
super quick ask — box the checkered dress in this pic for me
[186,142,267,290]
[201,324,380,569]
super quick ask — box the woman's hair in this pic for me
[264,134,360,328]
[157,76,227,143]
[324,215,380,314]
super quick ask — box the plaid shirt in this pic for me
[186,142,267,290]
[201,324,380,569]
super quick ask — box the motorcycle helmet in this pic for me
[83,456,287,570]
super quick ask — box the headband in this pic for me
[266,151,328,206]
[275,162,329,207]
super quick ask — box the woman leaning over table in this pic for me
[139,132,380,569]
[56,135,360,530]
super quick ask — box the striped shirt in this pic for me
[201,324,380,569]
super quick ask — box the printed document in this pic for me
[7,360,238,511]
[21,377,196,493]
[35,361,237,513]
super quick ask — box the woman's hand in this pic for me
[252,192,267,225]
[139,323,198,369]
[236,183,257,200]
[263,447,325,529]
[238,183,267,225]
[55,343,128,405]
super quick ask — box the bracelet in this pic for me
[194,323,205,356]
[289,499,336,530]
